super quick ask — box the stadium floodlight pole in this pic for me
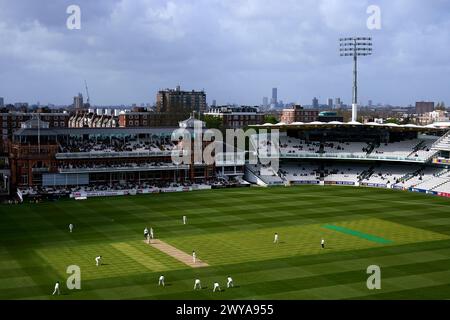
[339,37,372,122]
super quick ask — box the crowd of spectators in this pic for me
[58,136,176,153]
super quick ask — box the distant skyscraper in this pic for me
[156,86,206,113]
[212,99,217,107]
[368,100,373,107]
[263,97,269,107]
[415,101,435,114]
[335,98,342,109]
[73,93,84,110]
[271,88,278,105]
[312,97,319,109]
[0,97,4,108]
[327,98,333,109]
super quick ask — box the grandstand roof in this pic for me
[251,121,449,132]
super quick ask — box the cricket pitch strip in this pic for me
[144,240,210,268]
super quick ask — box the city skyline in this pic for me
[0,0,449,106]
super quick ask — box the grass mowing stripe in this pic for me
[323,224,393,244]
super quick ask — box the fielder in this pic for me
[52,281,60,295]
[321,239,325,249]
[274,233,279,244]
[227,276,234,288]
[158,275,165,287]
[194,278,202,290]
[144,227,149,239]
[183,215,187,225]
[95,255,102,266]
[192,250,196,264]
[213,282,221,292]
[69,223,74,233]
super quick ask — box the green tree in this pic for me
[264,115,279,124]
[202,115,223,130]
[385,118,401,125]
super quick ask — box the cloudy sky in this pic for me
[0,0,449,107]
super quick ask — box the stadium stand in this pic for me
[361,165,415,186]
[279,163,319,183]
[58,136,176,153]
[323,164,367,183]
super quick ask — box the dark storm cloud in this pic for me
[0,0,449,106]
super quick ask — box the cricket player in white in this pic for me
[158,275,165,287]
[183,215,187,225]
[95,255,102,266]
[150,227,154,239]
[321,239,325,249]
[213,282,221,292]
[192,251,196,264]
[52,281,60,295]
[194,279,202,290]
[144,227,149,239]
[227,276,234,288]
[274,233,279,244]
[69,224,74,233]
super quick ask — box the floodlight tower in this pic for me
[339,37,372,122]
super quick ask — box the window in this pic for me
[21,175,28,185]
[128,121,133,126]
[60,121,65,127]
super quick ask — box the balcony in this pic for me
[58,164,190,174]
[277,152,430,163]
[55,150,185,159]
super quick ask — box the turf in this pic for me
[0,185,450,300]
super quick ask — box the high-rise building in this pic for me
[262,97,269,108]
[212,100,217,107]
[0,97,4,108]
[368,100,373,107]
[415,101,435,115]
[335,98,342,109]
[73,93,84,110]
[312,97,319,109]
[271,88,278,105]
[327,98,333,109]
[156,86,206,114]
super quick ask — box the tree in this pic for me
[435,102,446,111]
[201,115,223,130]
[385,118,401,125]
[264,115,278,124]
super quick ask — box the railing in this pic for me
[32,168,50,173]
[58,164,190,173]
[56,150,185,159]
[274,152,430,163]
[215,152,246,166]
[432,130,450,151]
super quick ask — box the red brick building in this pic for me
[280,105,319,124]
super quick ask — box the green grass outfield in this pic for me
[1,185,450,300]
